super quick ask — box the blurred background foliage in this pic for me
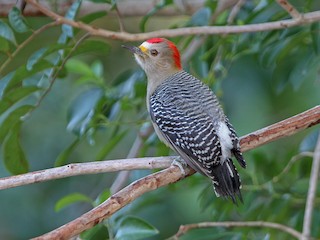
[0,0,320,239]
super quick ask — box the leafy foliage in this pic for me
[0,0,319,239]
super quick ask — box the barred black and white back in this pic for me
[149,71,246,203]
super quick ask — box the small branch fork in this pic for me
[24,0,320,42]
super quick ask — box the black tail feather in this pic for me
[211,158,243,204]
[232,148,246,169]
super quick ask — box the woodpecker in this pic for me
[123,38,246,203]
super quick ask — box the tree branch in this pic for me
[0,21,58,76]
[0,106,319,192]
[239,105,320,152]
[32,165,194,240]
[0,0,205,17]
[168,221,304,239]
[276,0,302,19]
[11,105,313,239]
[110,124,153,194]
[272,152,314,183]
[24,0,320,41]
[302,131,320,240]
[0,157,173,191]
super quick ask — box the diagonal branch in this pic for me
[25,105,320,240]
[32,165,195,240]
[276,0,302,19]
[24,0,320,41]
[239,105,320,152]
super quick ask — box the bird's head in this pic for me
[123,38,182,80]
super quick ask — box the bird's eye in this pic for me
[150,49,158,56]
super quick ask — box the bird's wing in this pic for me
[149,96,223,179]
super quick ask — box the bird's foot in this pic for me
[171,156,188,176]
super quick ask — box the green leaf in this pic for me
[189,7,211,26]
[8,7,30,33]
[0,20,17,45]
[0,37,10,53]
[71,40,110,56]
[27,44,70,71]
[117,70,145,98]
[80,224,109,240]
[311,22,320,55]
[62,0,83,38]
[4,60,53,94]
[299,129,319,152]
[0,105,33,143]
[2,123,29,175]
[289,54,320,91]
[0,86,40,115]
[91,60,104,78]
[115,216,159,240]
[54,138,80,167]
[67,87,104,135]
[0,72,13,97]
[27,48,48,71]
[80,11,107,24]
[94,189,111,206]
[96,130,127,160]
[290,178,310,195]
[65,58,94,76]
[259,41,286,68]
[140,0,173,32]
[55,193,92,212]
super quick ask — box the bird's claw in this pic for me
[171,156,187,176]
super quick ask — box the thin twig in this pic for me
[272,152,314,183]
[114,4,125,32]
[0,157,173,190]
[243,184,320,205]
[110,124,153,194]
[29,33,90,115]
[0,22,58,76]
[181,0,244,65]
[168,221,303,239]
[227,0,246,24]
[276,0,302,19]
[24,0,320,41]
[302,132,320,240]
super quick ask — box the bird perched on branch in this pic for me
[123,38,246,203]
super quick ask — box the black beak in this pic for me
[122,45,143,56]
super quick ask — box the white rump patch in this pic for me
[216,122,233,163]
